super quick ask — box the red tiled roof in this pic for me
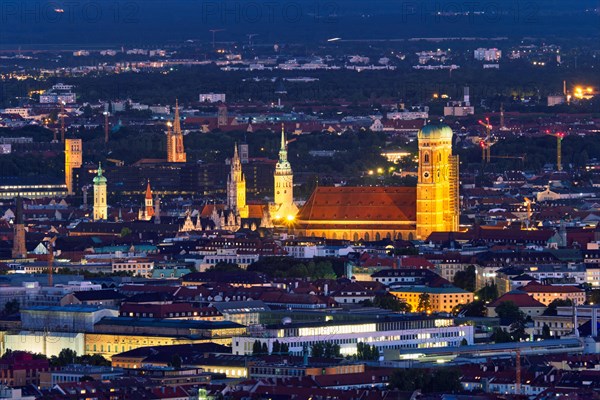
[520,282,584,294]
[488,291,546,308]
[399,256,434,269]
[297,187,416,222]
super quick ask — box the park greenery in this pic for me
[1,348,109,367]
[490,301,529,343]
[453,265,476,292]
[543,299,573,316]
[356,342,380,361]
[388,368,462,393]
[362,294,412,313]
[417,293,432,313]
[311,342,341,358]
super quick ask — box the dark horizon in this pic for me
[0,0,598,49]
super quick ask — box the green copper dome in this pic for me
[418,124,454,140]
[93,163,107,185]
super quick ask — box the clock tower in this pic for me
[93,163,108,221]
[272,124,298,221]
[416,124,459,240]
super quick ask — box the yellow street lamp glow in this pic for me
[286,215,295,222]
[377,168,384,174]
[368,170,374,175]
[275,214,281,220]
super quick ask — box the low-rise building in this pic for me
[0,351,50,387]
[390,285,474,313]
[232,316,472,356]
[111,258,154,277]
[39,365,123,389]
[519,282,585,306]
[20,305,118,332]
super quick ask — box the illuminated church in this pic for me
[270,125,299,222]
[197,143,274,232]
[294,124,459,241]
[167,100,187,163]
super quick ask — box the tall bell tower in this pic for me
[272,124,297,221]
[93,163,108,221]
[167,100,187,163]
[416,124,459,240]
[65,138,82,195]
[227,144,249,218]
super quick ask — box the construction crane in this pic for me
[209,29,224,48]
[478,117,496,163]
[546,130,565,171]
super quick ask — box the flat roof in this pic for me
[23,305,108,313]
[390,286,471,294]
[388,338,583,358]
[265,314,452,330]
[95,317,244,329]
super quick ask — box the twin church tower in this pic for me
[226,124,298,223]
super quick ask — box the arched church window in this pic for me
[424,153,429,164]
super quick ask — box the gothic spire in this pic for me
[233,141,239,161]
[173,99,182,135]
[279,123,287,163]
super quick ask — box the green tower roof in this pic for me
[93,163,107,185]
[418,124,454,140]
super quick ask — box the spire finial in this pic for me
[98,162,103,176]
[281,123,286,150]
[173,99,181,135]
[233,142,239,160]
